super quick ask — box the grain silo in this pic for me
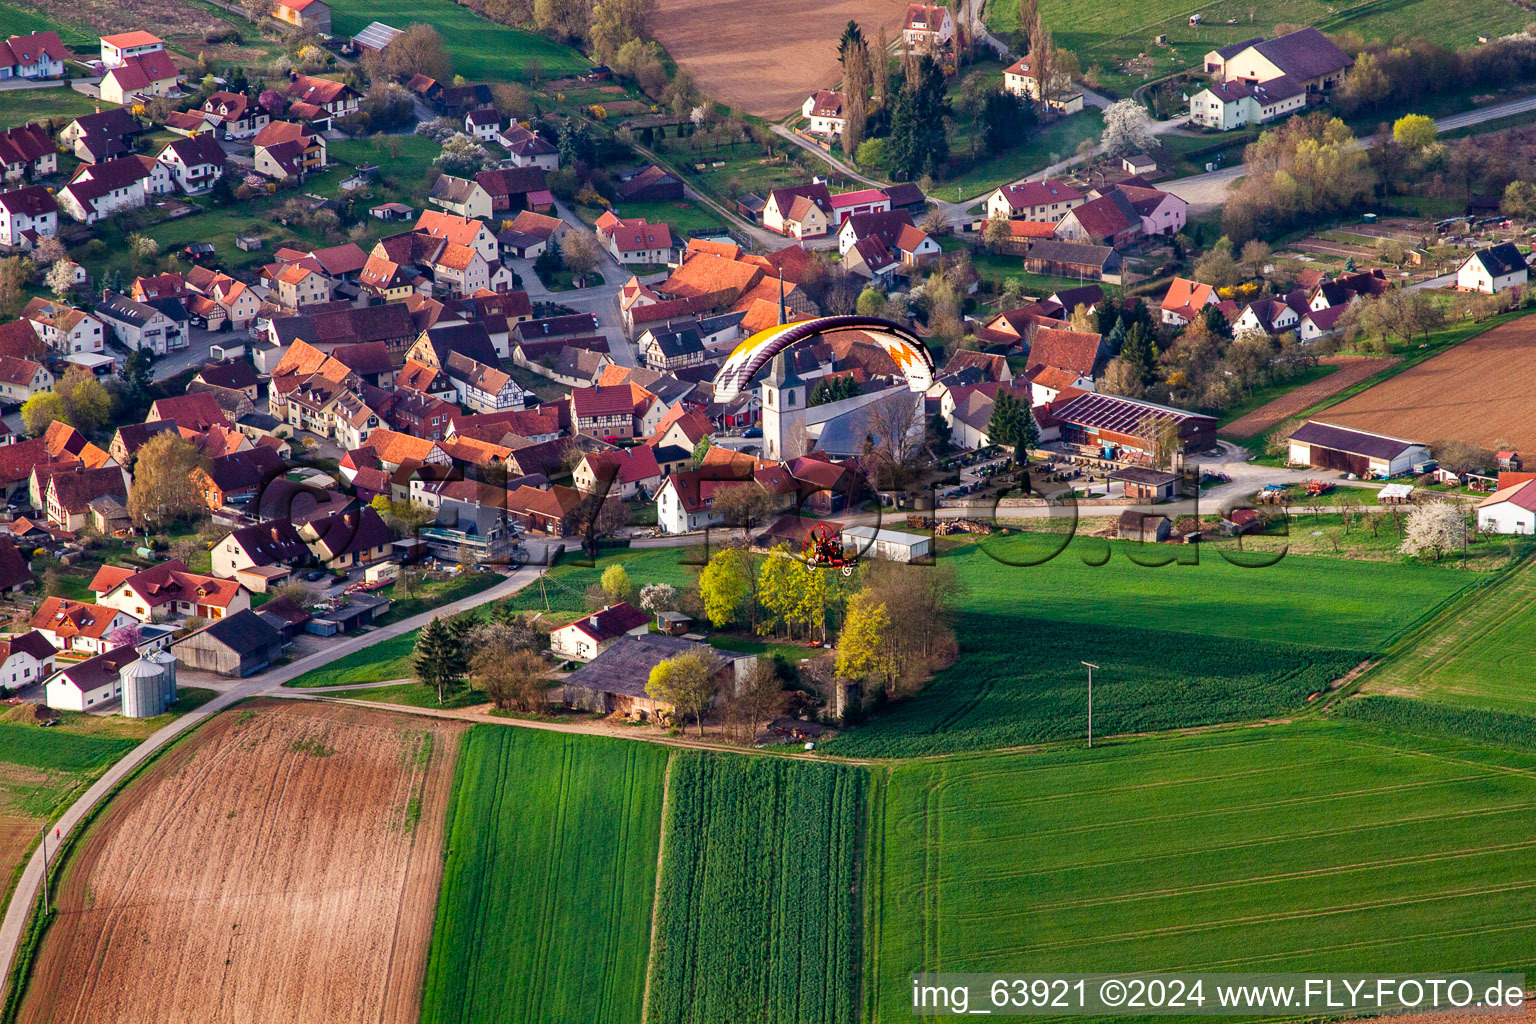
[148,649,178,705]
[119,658,168,719]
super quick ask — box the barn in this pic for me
[1286,421,1430,478]
[1049,391,1217,457]
[562,634,756,721]
[171,609,283,677]
[841,526,932,563]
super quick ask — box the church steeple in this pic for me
[777,275,786,326]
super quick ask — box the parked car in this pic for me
[742,427,762,438]
[304,570,328,581]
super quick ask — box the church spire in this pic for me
[777,274,786,326]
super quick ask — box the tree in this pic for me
[639,582,677,614]
[415,616,469,704]
[373,23,453,81]
[981,89,1031,155]
[646,649,720,735]
[1502,180,1536,219]
[1119,321,1159,388]
[19,392,67,437]
[986,389,1036,466]
[589,0,658,63]
[32,237,66,266]
[56,365,112,434]
[1432,440,1495,475]
[710,481,779,535]
[1136,413,1183,469]
[699,547,752,628]
[105,623,143,648]
[127,233,159,262]
[44,261,76,300]
[1239,239,1271,278]
[535,232,563,275]
[872,25,890,103]
[836,589,898,696]
[269,579,319,608]
[1194,237,1242,288]
[983,211,1013,253]
[473,647,548,710]
[1100,98,1154,157]
[1399,502,1466,560]
[838,19,865,64]
[885,54,948,179]
[0,256,29,317]
[126,432,207,527]
[841,30,871,157]
[690,435,712,468]
[1068,303,1095,333]
[722,659,787,743]
[1392,113,1437,151]
[369,494,434,534]
[434,133,495,175]
[562,230,602,286]
[600,563,635,605]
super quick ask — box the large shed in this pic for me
[562,634,755,722]
[841,526,933,563]
[171,609,283,677]
[1286,421,1430,478]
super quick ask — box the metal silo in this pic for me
[148,649,178,705]
[119,658,167,719]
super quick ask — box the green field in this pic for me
[864,720,1536,1020]
[646,753,864,1024]
[0,86,101,132]
[608,198,727,237]
[0,3,94,49]
[986,0,1528,96]
[823,534,1470,756]
[329,0,588,82]
[420,727,668,1024]
[1360,558,1536,717]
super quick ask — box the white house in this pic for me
[21,298,105,354]
[842,525,932,563]
[549,602,650,661]
[1457,242,1528,294]
[0,630,55,690]
[1191,28,1353,130]
[1001,55,1084,114]
[498,124,559,169]
[986,179,1084,222]
[0,185,56,250]
[597,213,674,265]
[1235,297,1301,337]
[100,31,164,68]
[801,90,847,136]
[155,135,227,194]
[0,31,67,80]
[44,652,129,711]
[95,291,188,355]
[1159,277,1220,326]
[902,3,954,48]
[464,107,500,141]
[0,355,52,403]
[1476,479,1536,535]
[1188,77,1306,130]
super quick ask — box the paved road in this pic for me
[0,565,545,1005]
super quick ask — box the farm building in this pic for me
[562,634,756,721]
[1476,479,1536,534]
[1117,511,1171,542]
[171,609,283,677]
[1023,240,1122,282]
[1286,421,1430,478]
[1049,391,1217,456]
[44,646,136,712]
[549,602,650,661]
[842,525,932,563]
[1456,243,1528,294]
[1109,466,1181,501]
[273,0,331,33]
[352,21,403,55]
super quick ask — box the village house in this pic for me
[0,185,56,250]
[561,633,755,721]
[191,446,286,509]
[31,598,140,656]
[573,446,664,500]
[596,211,674,264]
[549,602,650,661]
[0,353,51,404]
[801,90,847,136]
[155,135,227,194]
[99,49,181,106]
[0,630,54,689]
[570,383,662,439]
[90,559,249,623]
[986,179,1084,222]
[1191,28,1354,129]
[0,31,66,80]
[252,121,327,181]
[1002,55,1084,113]
[94,291,188,355]
[1160,277,1221,326]
[282,73,360,130]
[464,107,500,141]
[43,648,137,711]
[828,188,892,226]
[272,0,332,33]
[56,155,169,224]
[902,2,954,48]
[1476,479,1536,535]
[100,31,163,67]
[762,182,832,238]
[58,108,144,164]
[616,165,683,202]
[639,324,707,372]
[1457,242,1528,294]
[201,91,269,139]
[46,465,129,531]
[497,123,559,169]
[0,123,54,181]
[1054,188,1142,248]
[299,505,395,569]
[22,298,105,355]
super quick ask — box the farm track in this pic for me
[15,702,465,1024]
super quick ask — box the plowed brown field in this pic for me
[650,0,910,116]
[16,701,465,1024]
[1220,355,1397,439]
[1321,318,1536,453]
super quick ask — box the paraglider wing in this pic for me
[711,315,935,403]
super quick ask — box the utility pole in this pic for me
[1081,661,1099,748]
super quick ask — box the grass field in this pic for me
[608,198,727,236]
[647,752,864,1024]
[0,87,101,131]
[864,720,1536,1020]
[1360,558,1536,717]
[822,534,1471,756]
[329,0,588,82]
[0,2,94,48]
[420,727,668,1024]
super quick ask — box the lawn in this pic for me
[821,533,1471,756]
[940,110,1105,201]
[647,752,864,1024]
[420,727,668,1024]
[0,86,101,131]
[1359,557,1536,718]
[329,0,589,82]
[0,2,94,49]
[864,720,1536,1020]
[609,198,727,237]
[375,570,502,625]
[318,681,490,709]
[283,630,420,688]
[986,0,1527,98]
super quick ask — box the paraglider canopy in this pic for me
[711,315,936,403]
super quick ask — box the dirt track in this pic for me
[16,701,464,1024]
[649,0,910,117]
[1321,318,1536,453]
[1221,356,1398,439]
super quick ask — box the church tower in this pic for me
[760,350,805,461]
